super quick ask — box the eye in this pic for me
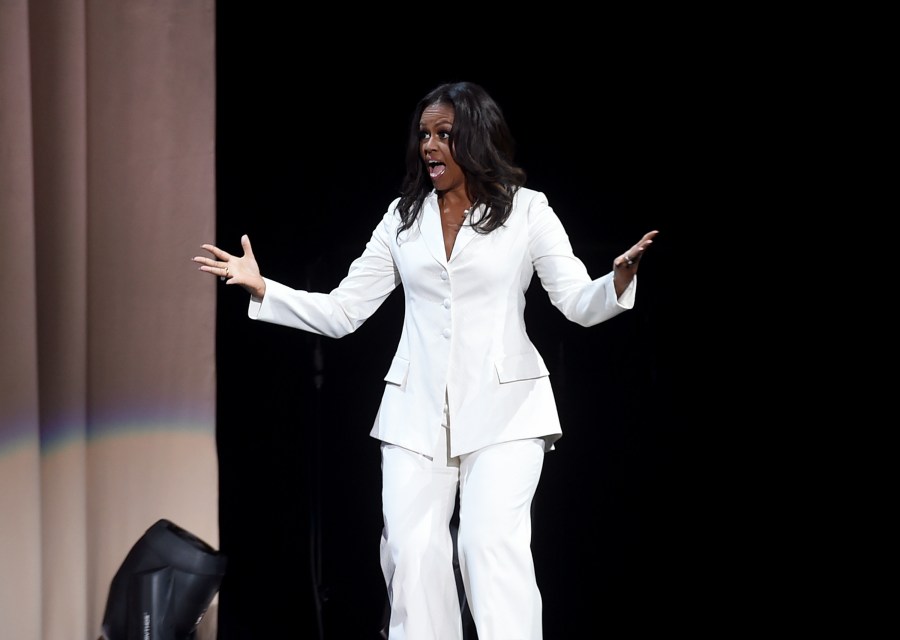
[417,130,430,141]
[438,130,451,140]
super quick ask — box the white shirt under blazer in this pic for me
[249,187,636,458]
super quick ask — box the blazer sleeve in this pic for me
[247,208,401,338]
[527,191,636,327]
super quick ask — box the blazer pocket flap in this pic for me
[384,356,410,386]
[495,352,549,383]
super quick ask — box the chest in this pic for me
[394,218,534,300]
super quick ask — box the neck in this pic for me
[439,194,471,230]
[439,194,472,213]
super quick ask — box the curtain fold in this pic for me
[30,0,90,634]
[0,2,219,638]
[1,2,43,637]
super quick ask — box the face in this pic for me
[419,102,465,193]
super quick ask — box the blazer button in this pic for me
[442,328,451,339]
[443,298,451,309]
[440,270,448,280]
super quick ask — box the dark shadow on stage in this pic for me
[214,10,710,638]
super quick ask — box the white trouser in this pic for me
[380,403,545,640]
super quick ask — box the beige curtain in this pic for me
[0,1,219,638]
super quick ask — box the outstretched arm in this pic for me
[613,230,658,298]
[192,234,267,299]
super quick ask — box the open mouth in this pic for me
[428,161,445,179]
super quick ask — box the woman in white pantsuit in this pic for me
[194,81,658,639]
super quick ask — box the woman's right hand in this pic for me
[193,234,266,299]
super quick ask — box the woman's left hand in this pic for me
[613,229,658,296]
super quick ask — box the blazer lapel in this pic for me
[420,194,448,266]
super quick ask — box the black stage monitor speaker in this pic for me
[100,519,227,640]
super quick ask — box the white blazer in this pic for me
[249,187,635,457]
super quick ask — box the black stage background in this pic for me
[214,11,711,639]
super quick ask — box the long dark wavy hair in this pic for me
[395,81,527,238]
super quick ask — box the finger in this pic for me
[241,234,253,258]
[615,254,636,269]
[200,244,232,261]
[192,256,225,270]
[191,256,215,268]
